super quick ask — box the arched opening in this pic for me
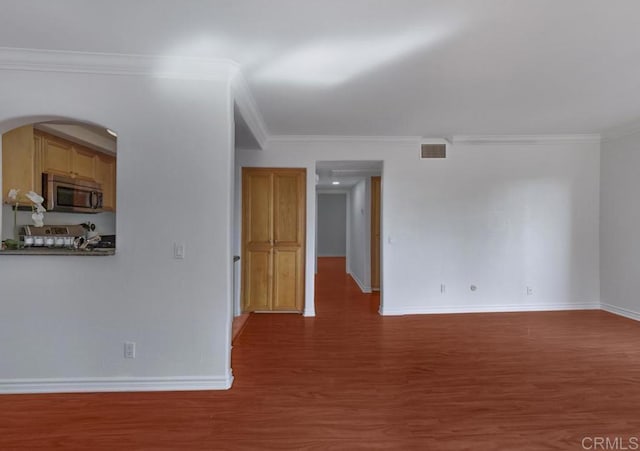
[1,116,117,253]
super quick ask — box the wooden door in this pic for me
[242,168,305,313]
[272,170,305,311]
[242,170,273,312]
[371,176,381,290]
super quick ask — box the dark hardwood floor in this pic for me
[2,257,640,450]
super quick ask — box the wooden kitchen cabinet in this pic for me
[40,132,96,180]
[40,132,73,176]
[3,127,117,211]
[38,130,115,201]
[95,153,116,211]
[2,125,40,204]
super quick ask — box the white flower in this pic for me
[32,211,44,227]
[8,188,20,201]
[25,191,44,205]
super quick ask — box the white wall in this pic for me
[237,137,601,316]
[600,131,640,320]
[0,60,235,392]
[317,193,347,257]
[347,179,371,292]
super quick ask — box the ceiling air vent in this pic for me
[421,143,446,159]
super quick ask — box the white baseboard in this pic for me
[0,372,234,394]
[349,272,371,294]
[601,303,640,322]
[380,302,600,316]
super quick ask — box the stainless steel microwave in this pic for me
[42,173,103,213]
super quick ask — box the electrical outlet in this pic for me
[526,286,533,296]
[173,242,185,260]
[124,341,136,359]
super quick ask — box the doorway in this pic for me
[315,161,382,302]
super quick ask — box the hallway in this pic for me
[2,257,640,449]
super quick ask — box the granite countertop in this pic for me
[0,248,115,256]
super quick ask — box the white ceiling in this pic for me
[2,1,640,137]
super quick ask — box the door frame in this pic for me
[315,189,350,274]
[370,176,381,291]
[313,162,383,303]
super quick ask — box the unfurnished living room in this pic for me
[1,1,640,450]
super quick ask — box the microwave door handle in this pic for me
[91,191,98,209]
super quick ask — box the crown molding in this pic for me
[421,137,452,145]
[268,135,422,144]
[316,188,351,194]
[330,169,380,175]
[0,47,235,81]
[0,46,271,145]
[231,71,269,149]
[0,47,609,148]
[268,134,602,146]
[452,134,601,145]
